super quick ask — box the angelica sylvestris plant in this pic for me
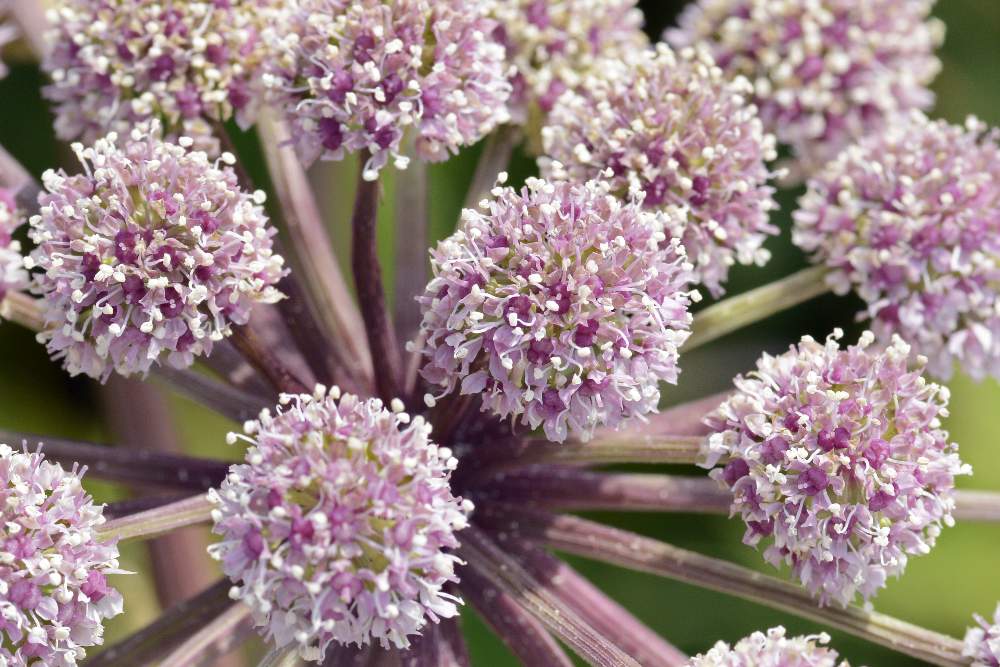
[0,1,998,666]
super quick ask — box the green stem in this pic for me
[517,434,704,468]
[686,265,831,351]
[97,493,214,543]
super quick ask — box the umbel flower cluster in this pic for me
[0,0,998,666]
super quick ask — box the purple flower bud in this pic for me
[28,125,286,381]
[794,112,1000,383]
[417,178,695,442]
[540,44,779,296]
[265,0,511,174]
[688,626,849,666]
[0,444,123,666]
[722,458,750,487]
[704,330,968,606]
[667,0,943,178]
[211,387,471,658]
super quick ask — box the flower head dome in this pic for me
[417,177,695,443]
[541,44,779,296]
[26,124,285,381]
[688,627,848,666]
[264,0,511,178]
[793,112,1000,382]
[210,387,470,659]
[965,604,1000,667]
[0,188,27,302]
[491,0,647,121]
[666,0,943,178]
[703,330,969,606]
[0,444,123,666]
[43,0,276,151]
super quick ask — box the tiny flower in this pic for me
[793,112,1000,382]
[491,0,648,122]
[667,0,944,178]
[688,626,849,666]
[418,178,695,443]
[0,444,123,666]
[965,604,1000,667]
[28,124,285,381]
[540,44,779,296]
[210,387,470,659]
[0,188,27,303]
[703,330,969,606]
[265,0,511,177]
[43,0,277,151]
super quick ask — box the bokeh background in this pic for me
[1,1,998,664]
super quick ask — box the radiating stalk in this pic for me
[153,365,270,423]
[258,112,372,385]
[204,340,275,398]
[230,323,309,394]
[10,0,49,61]
[86,580,233,666]
[459,558,574,667]
[97,493,214,543]
[0,429,229,490]
[462,125,523,211]
[499,535,687,667]
[259,646,302,667]
[401,618,470,667]
[686,265,831,351]
[955,490,1000,521]
[481,468,730,515]
[105,494,191,518]
[597,391,730,441]
[158,603,252,667]
[487,508,967,667]
[351,155,403,402]
[458,526,640,667]
[0,291,44,331]
[393,147,429,353]
[515,434,704,468]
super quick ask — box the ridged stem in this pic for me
[393,146,429,356]
[351,156,403,402]
[96,493,214,544]
[230,323,309,394]
[515,434,704,468]
[485,508,967,667]
[158,603,252,667]
[686,265,831,351]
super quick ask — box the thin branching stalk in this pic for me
[0,291,44,331]
[158,603,252,667]
[96,493,214,543]
[686,265,831,351]
[10,0,49,62]
[203,340,275,398]
[351,155,403,402]
[954,490,1000,521]
[394,145,429,353]
[598,391,730,441]
[400,618,470,667]
[462,125,523,211]
[153,365,270,423]
[104,494,192,518]
[458,526,641,667]
[258,112,373,386]
[481,468,731,515]
[515,434,704,467]
[486,508,967,667]
[84,580,232,666]
[458,558,574,667]
[0,429,230,490]
[497,535,688,667]
[230,323,310,394]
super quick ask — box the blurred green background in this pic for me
[1,1,998,664]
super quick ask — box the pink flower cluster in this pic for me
[703,330,969,606]
[210,387,471,659]
[965,604,1000,667]
[490,0,647,121]
[667,0,943,178]
[43,0,276,152]
[0,445,123,666]
[541,44,779,296]
[0,188,26,302]
[27,125,286,381]
[264,0,511,178]
[417,177,695,442]
[793,112,1000,382]
[687,627,849,667]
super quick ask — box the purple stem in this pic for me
[0,429,229,491]
[105,494,191,518]
[203,339,275,398]
[229,323,309,395]
[458,525,640,667]
[479,467,731,515]
[496,534,688,667]
[401,617,470,667]
[153,365,269,423]
[85,580,233,666]
[351,155,403,402]
[481,507,967,667]
[459,557,573,667]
